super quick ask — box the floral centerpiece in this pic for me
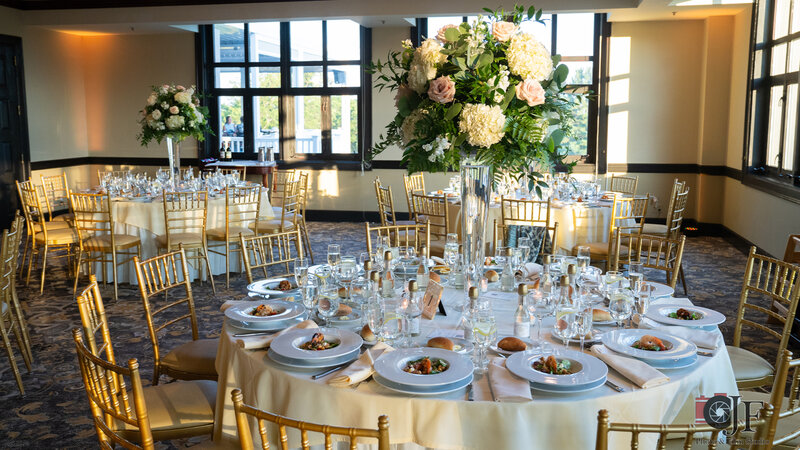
[368,5,584,194]
[137,84,211,185]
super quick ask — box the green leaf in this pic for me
[528,6,536,19]
[551,54,562,66]
[476,51,494,69]
[483,7,494,14]
[553,64,569,85]
[536,9,543,20]
[453,133,468,148]
[398,95,414,117]
[444,102,463,120]
[500,84,517,110]
[549,129,565,146]
[445,27,461,43]
[454,57,467,70]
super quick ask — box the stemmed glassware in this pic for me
[517,237,531,264]
[577,266,603,304]
[553,301,578,349]
[608,289,633,330]
[293,257,309,291]
[327,244,341,268]
[527,289,553,352]
[471,308,497,374]
[300,277,318,310]
[574,294,594,351]
[317,283,340,327]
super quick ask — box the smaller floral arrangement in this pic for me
[137,84,212,146]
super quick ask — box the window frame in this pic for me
[198,21,371,163]
[743,0,800,202]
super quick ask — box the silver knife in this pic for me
[233,331,276,337]
[311,363,350,380]
[605,379,625,392]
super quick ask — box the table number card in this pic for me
[421,280,445,320]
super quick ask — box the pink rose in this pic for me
[169,105,180,114]
[437,24,458,43]
[176,85,186,91]
[492,21,517,42]
[515,78,546,106]
[394,84,415,108]
[427,76,456,103]
[162,84,170,89]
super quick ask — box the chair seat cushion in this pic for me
[642,223,669,235]
[727,345,775,384]
[115,379,216,442]
[429,238,446,257]
[34,227,79,245]
[160,338,218,378]
[394,220,417,226]
[741,391,800,447]
[83,234,140,251]
[249,219,296,232]
[206,226,253,241]
[52,212,74,222]
[156,232,204,248]
[271,206,300,218]
[572,242,629,258]
[43,219,72,229]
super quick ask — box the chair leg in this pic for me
[111,250,119,301]
[39,245,49,294]
[9,320,32,372]
[225,240,230,289]
[0,324,25,395]
[11,287,33,364]
[19,234,30,278]
[301,220,314,264]
[26,241,35,286]
[679,265,688,295]
[202,243,216,294]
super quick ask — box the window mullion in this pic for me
[322,95,332,157]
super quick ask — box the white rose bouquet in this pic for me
[368,5,585,192]
[137,84,212,146]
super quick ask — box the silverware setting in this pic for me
[605,380,626,392]
[697,350,713,357]
[233,331,277,338]
[466,384,475,401]
[311,364,350,380]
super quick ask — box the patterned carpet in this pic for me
[0,222,774,449]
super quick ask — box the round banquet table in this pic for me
[212,288,737,450]
[444,197,615,254]
[92,188,273,284]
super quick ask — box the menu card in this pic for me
[421,280,445,319]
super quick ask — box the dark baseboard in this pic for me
[31,156,201,171]
[305,210,410,223]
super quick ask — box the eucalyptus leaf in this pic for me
[528,6,536,19]
[536,9,543,20]
[551,54,561,66]
[500,84,517,110]
[398,96,413,117]
[444,102,463,120]
[454,57,467,70]
[453,133,468,148]
[554,64,569,85]
[444,27,461,42]
[477,51,494,69]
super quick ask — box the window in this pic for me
[200,20,367,161]
[744,0,800,195]
[419,13,602,161]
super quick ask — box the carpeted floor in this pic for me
[0,222,776,449]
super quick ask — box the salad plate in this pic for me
[373,372,472,396]
[270,327,363,362]
[602,329,697,362]
[506,349,607,391]
[643,281,675,299]
[224,300,306,330]
[325,309,362,328]
[247,278,300,298]
[373,347,473,389]
[645,304,726,327]
[267,348,359,370]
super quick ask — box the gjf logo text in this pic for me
[695,393,763,435]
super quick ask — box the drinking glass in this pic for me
[608,290,633,330]
[553,302,578,349]
[494,246,507,266]
[293,257,309,288]
[317,284,340,327]
[635,283,654,320]
[315,265,332,286]
[528,289,553,351]
[577,266,604,304]
[364,299,385,334]
[327,244,341,268]
[380,311,402,343]
[359,251,372,268]
[300,279,318,310]
[628,262,644,294]
[471,310,496,374]
[338,255,358,284]
[349,277,371,308]
[576,246,591,270]
[604,271,622,294]
[517,237,532,263]
[575,302,594,351]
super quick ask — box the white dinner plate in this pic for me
[424,337,473,355]
[602,329,697,362]
[646,354,698,370]
[247,278,300,298]
[224,300,306,330]
[267,348,359,370]
[374,347,473,388]
[549,328,603,345]
[373,372,473,396]
[644,282,675,299]
[530,377,606,394]
[326,309,362,328]
[490,336,534,356]
[270,327,363,362]
[645,304,726,327]
[505,349,608,390]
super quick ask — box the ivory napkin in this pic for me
[590,345,669,389]
[235,320,318,350]
[515,262,543,280]
[635,316,721,350]
[488,357,532,402]
[431,256,447,266]
[327,342,394,387]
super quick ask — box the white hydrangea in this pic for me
[415,38,447,66]
[400,108,428,145]
[507,33,553,81]
[160,101,169,109]
[407,62,436,94]
[422,135,450,161]
[458,104,506,148]
[165,114,185,130]
[151,109,162,120]
[174,91,192,104]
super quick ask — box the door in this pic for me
[0,35,29,230]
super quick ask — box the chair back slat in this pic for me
[500,198,551,227]
[365,223,431,258]
[403,173,425,220]
[70,192,115,240]
[271,170,297,207]
[226,185,262,227]
[410,193,450,241]
[608,174,638,195]
[76,275,116,365]
[613,232,686,288]
[667,186,690,240]
[231,388,389,450]
[240,229,303,282]
[374,178,398,227]
[16,180,48,234]
[163,191,208,238]
[40,172,70,221]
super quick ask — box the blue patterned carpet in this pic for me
[0,222,772,449]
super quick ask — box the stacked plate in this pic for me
[373,348,473,395]
[268,327,362,369]
[602,329,698,369]
[644,281,675,299]
[247,277,300,299]
[506,349,608,393]
[225,300,307,331]
[645,304,725,329]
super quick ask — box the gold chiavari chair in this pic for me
[295,171,314,264]
[72,329,216,449]
[403,173,426,221]
[17,180,79,293]
[97,169,131,184]
[240,229,303,282]
[642,179,686,237]
[70,192,142,300]
[784,234,800,264]
[1,225,33,395]
[572,194,649,270]
[365,223,431,258]
[218,167,247,179]
[134,249,218,385]
[492,219,558,262]
[4,213,32,360]
[612,231,686,288]
[500,197,551,227]
[207,184,262,288]
[608,174,638,195]
[157,190,215,293]
[40,172,74,223]
[595,405,773,450]
[231,388,390,450]
[411,192,451,258]
[374,177,414,227]
[728,246,800,389]
[742,350,800,448]
[76,275,116,365]
[270,169,297,208]
[252,179,301,235]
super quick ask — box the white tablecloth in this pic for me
[92,189,273,284]
[212,290,737,449]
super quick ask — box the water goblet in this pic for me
[300,279,318,310]
[471,310,496,374]
[628,262,644,294]
[293,257,309,288]
[553,301,578,349]
[517,237,532,263]
[608,289,633,330]
[327,244,341,268]
[575,300,594,352]
[317,284,340,327]
[527,289,553,352]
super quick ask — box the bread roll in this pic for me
[485,269,499,282]
[338,287,348,298]
[430,271,441,283]
[360,324,377,343]
[427,337,454,351]
[497,336,527,352]
[318,300,353,317]
[592,308,613,322]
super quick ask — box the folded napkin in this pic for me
[635,316,721,349]
[431,256,447,266]
[515,262,542,280]
[327,342,394,387]
[590,345,669,389]
[488,357,532,402]
[235,320,318,350]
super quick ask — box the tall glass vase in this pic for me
[166,136,181,189]
[460,164,490,291]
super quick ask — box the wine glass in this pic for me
[294,257,308,288]
[628,262,644,295]
[528,289,553,351]
[317,284,340,327]
[635,283,655,322]
[364,298,385,336]
[300,278,318,310]
[327,244,341,268]
[553,302,578,349]
[608,290,633,330]
[576,246,591,270]
[471,310,497,374]
[577,266,603,304]
[517,237,531,264]
[575,300,594,351]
